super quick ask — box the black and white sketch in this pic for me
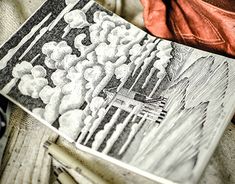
[0,0,235,183]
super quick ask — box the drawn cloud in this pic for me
[15,63,48,98]
[63,9,90,38]
[12,61,33,78]
[59,109,85,139]
[42,41,72,69]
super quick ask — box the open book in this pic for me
[0,0,235,183]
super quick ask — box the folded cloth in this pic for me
[140,0,235,58]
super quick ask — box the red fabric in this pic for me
[141,0,235,58]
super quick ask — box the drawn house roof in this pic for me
[103,87,167,123]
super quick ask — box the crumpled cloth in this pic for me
[141,0,235,58]
[0,0,234,184]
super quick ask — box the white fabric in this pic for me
[0,0,45,43]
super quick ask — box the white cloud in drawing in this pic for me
[90,11,132,47]
[59,109,85,139]
[114,64,131,79]
[31,65,47,78]
[60,66,87,114]
[95,43,118,65]
[41,40,85,123]
[18,74,48,98]
[75,59,94,74]
[74,11,146,101]
[63,9,90,38]
[12,61,33,78]
[90,20,115,44]
[154,41,173,79]
[44,57,56,69]
[87,51,98,63]
[74,33,90,57]
[62,66,83,95]
[59,82,85,114]
[58,58,98,114]
[92,61,116,97]
[44,87,63,124]
[42,41,57,57]
[61,54,79,71]
[32,108,45,119]
[88,11,144,70]
[93,11,110,24]
[84,65,103,89]
[51,41,72,62]
[108,25,131,45]
[15,63,48,98]
[65,0,78,5]
[155,41,172,66]
[129,43,142,58]
[42,41,72,69]
[39,85,56,104]
[51,69,70,87]
[64,9,89,29]
[90,96,105,114]
[66,66,83,81]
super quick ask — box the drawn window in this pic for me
[129,104,135,109]
[115,98,125,105]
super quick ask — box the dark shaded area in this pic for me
[8,84,45,111]
[52,118,60,129]
[0,0,66,60]
[85,3,113,24]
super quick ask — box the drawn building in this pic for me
[104,87,168,123]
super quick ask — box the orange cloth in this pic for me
[141,0,235,58]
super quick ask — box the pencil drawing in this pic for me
[0,0,235,183]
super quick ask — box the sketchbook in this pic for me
[0,0,235,183]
